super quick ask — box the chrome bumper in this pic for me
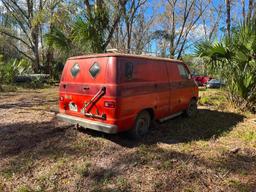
[56,113,118,134]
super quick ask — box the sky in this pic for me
[0,0,252,57]
[144,0,252,56]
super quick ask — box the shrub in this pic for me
[0,56,32,84]
[195,22,256,113]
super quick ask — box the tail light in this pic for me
[104,101,116,108]
[60,96,64,101]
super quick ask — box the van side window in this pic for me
[125,62,133,80]
[178,64,189,79]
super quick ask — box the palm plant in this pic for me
[44,1,113,55]
[44,27,72,54]
[72,8,109,53]
[195,21,256,112]
[0,57,32,84]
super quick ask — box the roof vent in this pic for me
[106,48,118,53]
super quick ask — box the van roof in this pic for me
[68,53,183,63]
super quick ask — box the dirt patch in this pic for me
[0,87,255,192]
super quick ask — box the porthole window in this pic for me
[125,62,133,80]
[89,62,100,78]
[71,63,80,77]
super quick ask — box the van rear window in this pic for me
[70,63,80,77]
[89,62,100,78]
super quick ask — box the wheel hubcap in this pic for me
[136,118,149,136]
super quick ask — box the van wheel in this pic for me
[129,111,151,139]
[184,99,198,117]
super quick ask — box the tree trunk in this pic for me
[45,24,54,77]
[160,40,167,57]
[242,0,245,22]
[247,0,253,21]
[46,48,53,77]
[126,21,131,53]
[225,0,231,38]
[31,25,40,73]
[28,0,40,73]
[170,4,176,59]
[122,1,131,53]
[102,0,128,52]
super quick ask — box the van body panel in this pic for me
[58,54,198,133]
[116,57,170,121]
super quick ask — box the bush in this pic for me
[0,56,32,84]
[196,22,256,113]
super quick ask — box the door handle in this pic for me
[83,87,90,90]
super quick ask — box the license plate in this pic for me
[69,102,78,112]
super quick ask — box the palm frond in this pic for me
[44,27,72,52]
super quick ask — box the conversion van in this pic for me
[57,53,198,138]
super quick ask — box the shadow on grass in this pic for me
[0,109,244,159]
[0,97,57,109]
[0,108,254,191]
[75,144,256,192]
[80,109,245,147]
[0,120,72,157]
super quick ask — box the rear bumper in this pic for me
[56,113,118,134]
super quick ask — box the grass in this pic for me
[75,160,92,176]
[198,88,229,110]
[0,87,255,191]
[226,178,253,192]
[0,84,17,92]
[16,185,34,192]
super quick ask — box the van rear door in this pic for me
[59,56,113,121]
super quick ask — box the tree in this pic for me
[45,0,128,54]
[201,2,223,41]
[42,0,70,76]
[154,0,210,59]
[0,5,19,61]
[0,0,46,73]
[132,12,155,54]
[120,0,147,53]
[196,21,256,112]
[74,0,128,53]
[225,0,231,38]
[247,0,254,21]
[242,0,245,22]
[110,0,155,54]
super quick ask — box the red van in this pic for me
[57,53,198,138]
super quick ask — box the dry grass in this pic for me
[0,87,255,192]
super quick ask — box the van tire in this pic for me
[129,111,151,139]
[184,99,198,117]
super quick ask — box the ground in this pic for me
[0,87,255,192]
